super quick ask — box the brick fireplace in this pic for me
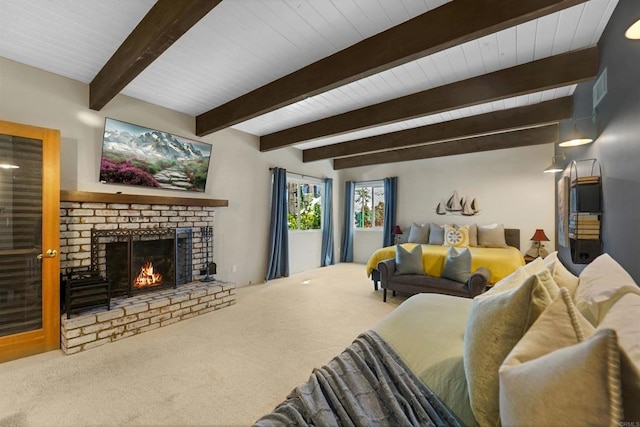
[59,200,213,276]
[58,191,233,354]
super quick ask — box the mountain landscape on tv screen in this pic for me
[99,121,211,192]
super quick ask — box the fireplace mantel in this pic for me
[60,190,228,207]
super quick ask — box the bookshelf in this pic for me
[568,159,602,264]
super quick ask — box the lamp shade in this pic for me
[543,154,565,174]
[626,18,640,39]
[392,225,402,235]
[559,122,593,147]
[530,229,550,242]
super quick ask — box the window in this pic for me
[354,182,385,229]
[287,178,322,231]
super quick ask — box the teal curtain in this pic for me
[321,178,334,266]
[383,177,398,247]
[266,168,289,280]
[340,181,355,262]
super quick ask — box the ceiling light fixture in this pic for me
[543,153,565,174]
[558,117,594,148]
[625,19,640,39]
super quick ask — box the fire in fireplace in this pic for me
[133,261,162,288]
[91,228,193,297]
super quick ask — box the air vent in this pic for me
[592,68,607,109]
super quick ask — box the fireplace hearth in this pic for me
[91,228,192,298]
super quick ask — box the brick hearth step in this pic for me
[60,281,236,354]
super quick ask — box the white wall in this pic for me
[0,57,339,285]
[353,230,384,264]
[340,145,557,263]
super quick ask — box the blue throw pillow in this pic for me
[441,247,471,283]
[395,244,424,275]
[428,223,444,245]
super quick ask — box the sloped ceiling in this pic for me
[0,0,618,168]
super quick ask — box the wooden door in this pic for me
[0,120,60,362]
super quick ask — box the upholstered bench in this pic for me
[377,258,490,302]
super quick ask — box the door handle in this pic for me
[37,249,58,259]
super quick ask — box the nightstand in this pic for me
[523,255,538,264]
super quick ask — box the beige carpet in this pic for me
[0,263,406,427]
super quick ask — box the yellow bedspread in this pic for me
[366,244,525,284]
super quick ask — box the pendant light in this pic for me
[543,153,565,174]
[558,119,593,148]
[625,19,640,39]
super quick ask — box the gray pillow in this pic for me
[395,244,424,275]
[441,247,471,283]
[396,232,409,244]
[477,223,507,248]
[408,223,430,244]
[468,223,478,247]
[428,223,444,245]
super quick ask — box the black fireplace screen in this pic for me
[92,228,192,297]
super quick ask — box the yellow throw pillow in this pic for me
[443,224,469,248]
[463,274,554,427]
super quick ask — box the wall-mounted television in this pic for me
[99,118,212,192]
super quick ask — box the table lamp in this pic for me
[529,229,550,258]
[392,225,403,244]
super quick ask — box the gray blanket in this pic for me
[254,331,462,427]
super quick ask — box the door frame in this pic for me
[0,120,60,362]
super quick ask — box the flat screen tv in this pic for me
[99,118,212,192]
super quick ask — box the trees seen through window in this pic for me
[287,180,322,230]
[354,184,384,228]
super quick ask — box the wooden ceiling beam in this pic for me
[261,46,597,151]
[333,124,559,170]
[303,97,573,162]
[89,0,222,111]
[196,0,587,136]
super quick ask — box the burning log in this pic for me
[133,261,162,288]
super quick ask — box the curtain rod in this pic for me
[354,179,385,185]
[269,167,325,182]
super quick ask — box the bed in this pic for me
[367,228,524,285]
[256,253,640,426]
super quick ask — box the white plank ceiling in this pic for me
[0,0,619,151]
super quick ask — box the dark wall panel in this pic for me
[557,0,640,281]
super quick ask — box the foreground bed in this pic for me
[255,252,640,426]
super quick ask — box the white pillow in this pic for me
[543,251,580,296]
[483,266,527,296]
[598,292,640,422]
[575,254,640,325]
[524,257,545,274]
[463,274,555,427]
[500,328,623,427]
[486,263,559,301]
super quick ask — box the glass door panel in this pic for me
[0,135,43,337]
[0,120,59,363]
